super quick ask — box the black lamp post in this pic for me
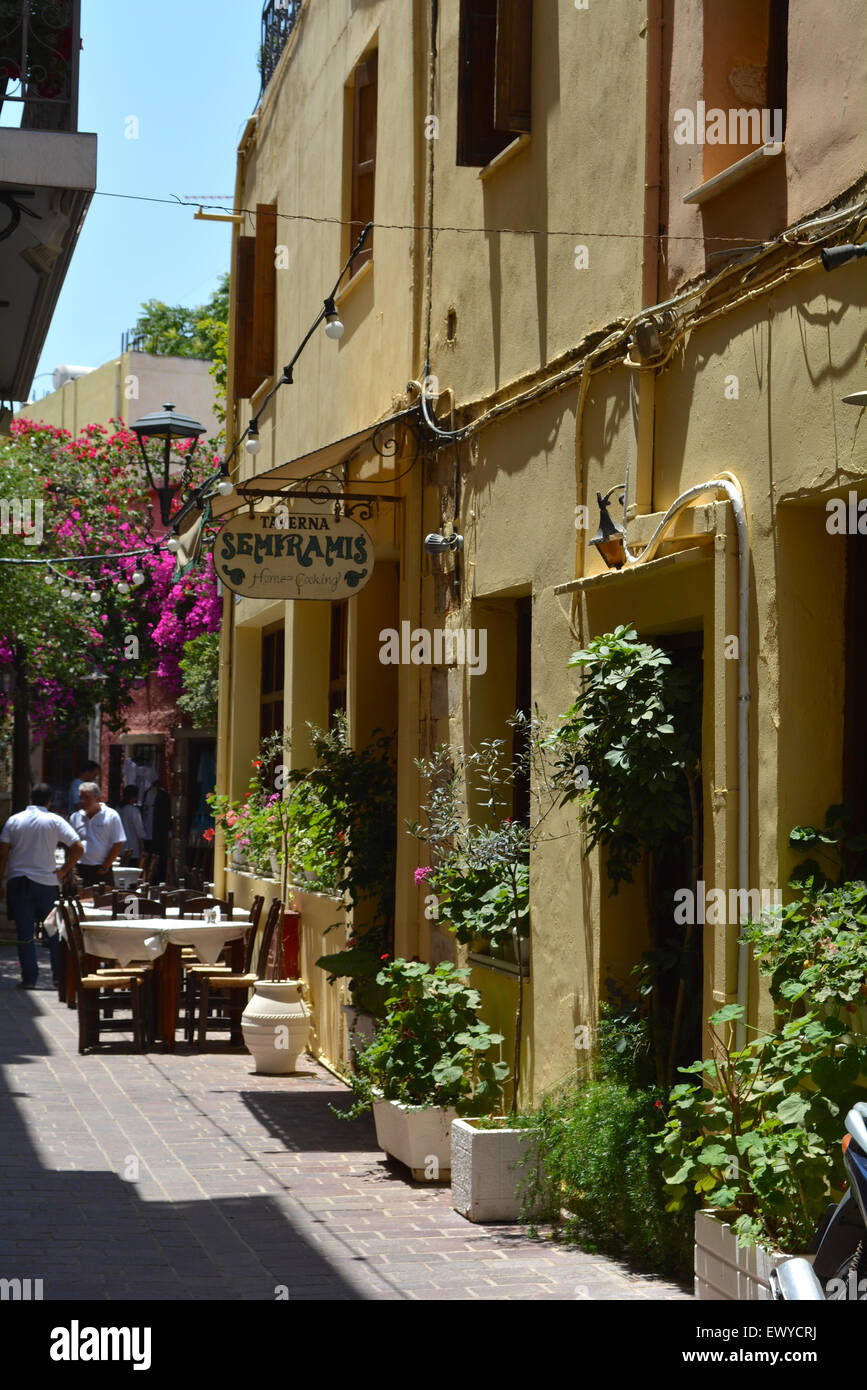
[130,403,206,526]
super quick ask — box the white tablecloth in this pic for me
[74,919,246,968]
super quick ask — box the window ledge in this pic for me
[468,951,529,979]
[682,141,784,206]
[249,375,276,411]
[478,133,531,182]
[336,256,373,306]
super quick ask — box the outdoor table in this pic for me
[60,916,247,1050]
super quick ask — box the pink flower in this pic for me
[414,866,433,884]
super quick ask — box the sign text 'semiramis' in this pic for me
[214,508,373,600]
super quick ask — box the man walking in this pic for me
[0,784,83,989]
[76,782,126,887]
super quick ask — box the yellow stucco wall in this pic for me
[217,1,867,1109]
[16,351,222,440]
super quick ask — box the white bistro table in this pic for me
[63,915,247,1050]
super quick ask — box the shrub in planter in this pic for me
[657,1003,867,1251]
[336,959,509,1118]
[515,1075,693,1278]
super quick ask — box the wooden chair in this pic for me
[176,892,235,920]
[60,902,147,1053]
[182,896,265,1042]
[190,898,282,1048]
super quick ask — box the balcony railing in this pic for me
[259,0,302,96]
[0,0,80,132]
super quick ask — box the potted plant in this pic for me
[236,734,310,1074]
[336,959,509,1179]
[657,1000,867,1298]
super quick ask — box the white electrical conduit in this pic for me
[624,476,750,1047]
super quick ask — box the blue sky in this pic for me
[26,0,261,400]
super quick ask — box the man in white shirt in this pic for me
[0,784,83,989]
[76,782,126,887]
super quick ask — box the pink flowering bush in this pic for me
[0,418,221,739]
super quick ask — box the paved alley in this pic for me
[0,952,690,1302]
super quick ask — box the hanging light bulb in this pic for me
[323,296,344,340]
[166,536,181,553]
[44,572,54,585]
[131,569,145,586]
[61,586,71,597]
[245,421,261,455]
[89,590,100,602]
[117,580,130,595]
[216,476,234,496]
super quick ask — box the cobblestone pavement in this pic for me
[0,950,691,1301]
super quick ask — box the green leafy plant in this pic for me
[550,625,702,1086]
[514,1076,692,1277]
[787,803,867,890]
[177,630,220,728]
[657,1003,867,1250]
[550,623,700,888]
[741,879,867,1027]
[335,959,509,1119]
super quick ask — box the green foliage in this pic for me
[787,802,867,890]
[515,1077,693,1277]
[408,716,550,951]
[656,1005,864,1250]
[131,273,229,423]
[176,630,220,728]
[335,960,510,1118]
[741,879,867,1027]
[596,998,656,1089]
[550,624,700,890]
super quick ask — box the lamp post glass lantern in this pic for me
[590,489,628,570]
[130,403,206,526]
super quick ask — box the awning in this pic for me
[237,405,425,494]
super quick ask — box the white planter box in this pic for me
[695,1210,790,1300]
[372,1099,456,1180]
[451,1118,535,1223]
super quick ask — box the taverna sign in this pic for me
[215,507,373,600]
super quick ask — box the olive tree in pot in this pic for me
[333,959,509,1180]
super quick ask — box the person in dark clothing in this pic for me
[141,777,171,884]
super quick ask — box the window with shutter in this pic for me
[350,53,377,270]
[252,203,277,383]
[457,0,532,168]
[233,236,259,401]
[233,204,278,401]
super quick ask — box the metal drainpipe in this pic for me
[624,475,750,1046]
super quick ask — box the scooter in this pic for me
[770,1101,867,1300]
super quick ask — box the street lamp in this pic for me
[589,487,629,570]
[130,403,206,526]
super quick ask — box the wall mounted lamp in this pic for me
[820,243,867,272]
[424,531,464,555]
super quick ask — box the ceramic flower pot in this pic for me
[241,980,310,1074]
